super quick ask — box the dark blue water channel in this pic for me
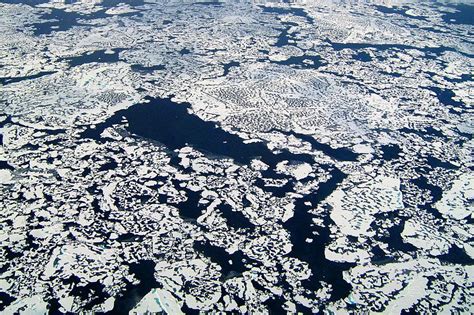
[0,71,56,86]
[442,3,474,26]
[82,96,316,167]
[64,49,126,67]
[30,6,141,36]
[328,40,474,59]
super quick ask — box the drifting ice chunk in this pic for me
[0,169,12,184]
[3,295,48,315]
[292,163,312,180]
[131,288,183,315]
[435,173,473,220]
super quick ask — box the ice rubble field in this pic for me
[0,0,473,313]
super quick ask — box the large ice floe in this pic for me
[0,0,473,313]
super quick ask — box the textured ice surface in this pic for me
[0,0,473,313]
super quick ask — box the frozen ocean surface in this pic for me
[0,0,473,313]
